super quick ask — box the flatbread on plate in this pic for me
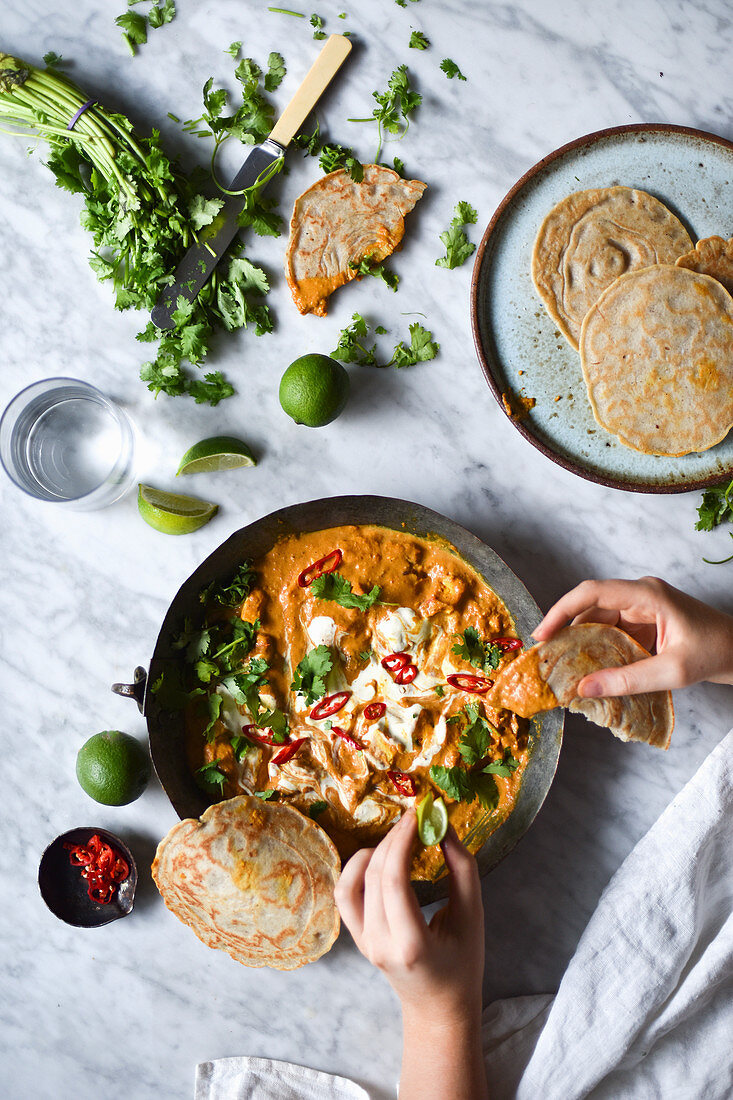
[532,186,693,349]
[486,623,674,749]
[676,235,733,297]
[579,264,733,456]
[285,164,426,316]
[152,795,341,969]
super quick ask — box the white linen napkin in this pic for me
[196,729,733,1100]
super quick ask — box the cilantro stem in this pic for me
[267,6,305,13]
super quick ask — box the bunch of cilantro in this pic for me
[0,51,281,405]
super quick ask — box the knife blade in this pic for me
[151,34,352,330]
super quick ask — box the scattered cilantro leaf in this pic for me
[294,120,321,155]
[188,193,224,230]
[696,478,733,532]
[472,771,499,811]
[434,684,445,698]
[229,734,252,761]
[115,11,148,54]
[254,788,277,800]
[440,58,467,81]
[359,649,373,661]
[264,52,286,92]
[203,694,223,741]
[309,800,328,818]
[310,13,327,38]
[42,51,65,67]
[291,645,333,704]
[429,764,473,802]
[436,201,478,269]
[392,155,405,175]
[267,6,305,14]
[452,627,502,673]
[148,0,176,30]
[319,142,363,180]
[409,31,429,49]
[310,572,381,610]
[483,750,519,777]
[349,254,399,290]
[225,41,242,58]
[390,322,439,367]
[331,312,379,366]
[352,64,421,160]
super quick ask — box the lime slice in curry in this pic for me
[416,792,448,847]
[137,484,218,534]
[176,435,257,475]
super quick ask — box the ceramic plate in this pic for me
[471,124,733,493]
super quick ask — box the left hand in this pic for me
[334,810,485,1022]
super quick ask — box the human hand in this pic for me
[533,576,733,697]
[334,810,485,1023]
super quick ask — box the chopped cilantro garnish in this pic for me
[430,763,498,811]
[200,562,256,607]
[254,789,277,800]
[264,52,286,92]
[434,684,445,698]
[309,800,328,818]
[457,703,494,766]
[331,314,438,369]
[310,13,327,38]
[696,478,733,531]
[225,41,242,58]
[440,58,467,81]
[391,322,439,368]
[196,760,226,794]
[291,645,333,704]
[349,254,399,290]
[350,64,421,160]
[42,51,65,67]
[319,142,363,180]
[452,627,501,673]
[310,571,381,610]
[483,749,519,777]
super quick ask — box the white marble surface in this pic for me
[1,1,732,1097]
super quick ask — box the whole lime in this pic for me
[76,731,150,806]
[279,354,350,427]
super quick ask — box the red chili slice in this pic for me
[493,637,523,651]
[309,691,351,720]
[111,857,130,883]
[387,770,417,797]
[66,833,129,905]
[447,672,494,694]
[394,663,418,686]
[381,652,411,673]
[64,844,93,866]
[364,702,386,721]
[242,724,281,747]
[272,737,307,766]
[88,883,114,905]
[332,726,363,751]
[297,548,343,588]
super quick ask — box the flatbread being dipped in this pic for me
[152,795,341,970]
[285,164,426,316]
[676,235,733,297]
[486,623,674,749]
[579,264,733,456]
[532,186,693,349]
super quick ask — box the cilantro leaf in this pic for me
[254,789,277,800]
[319,142,363,181]
[291,645,333,704]
[440,58,467,81]
[429,764,473,802]
[390,322,439,368]
[309,800,328,819]
[204,694,223,741]
[435,223,475,269]
[457,703,492,766]
[43,51,65,67]
[225,41,242,58]
[409,30,429,49]
[331,313,379,366]
[483,750,519,778]
[172,620,212,662]
[454,200,477,225]
[472,771,499,811]
[220,657,270,712]
[148,0,176,29]
[294,121,321,156]
[196,760,226,794]
[264,52,286,92]
[200,562,256,607]
[188,194,224,230]
[349,255,399,290]
[356,64,421,160]
[310,572,381,610]
[696,478,733,531]
[115,11,148,53]
[452,627,501,673]
[230,734,252,761]
[310,12,327,38]
[151,661,204,712]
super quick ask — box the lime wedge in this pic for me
[137,484,218,535]
[416,792,448,847]
[176,435,257,475]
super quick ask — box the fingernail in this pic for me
[580,679,602,697]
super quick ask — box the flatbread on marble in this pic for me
[676,235,733,297]
[579,264,733,456]
[532,186,693,348]
[486,623,674,749]
[285,164,426,316]
[152,795,341,969]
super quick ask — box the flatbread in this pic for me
[532,186,693,348]
[152,795,341,969]
[486,623,674,749]
[579,264,733,456]
[676,235,733,297]
[285,165,426,316]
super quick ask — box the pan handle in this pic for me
[111,666,147,713]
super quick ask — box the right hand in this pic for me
[532,576,733,697]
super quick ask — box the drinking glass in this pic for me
[0,378,136,509]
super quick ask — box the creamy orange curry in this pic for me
[183,525,529,880]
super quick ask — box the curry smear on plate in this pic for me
[183,525,530,880]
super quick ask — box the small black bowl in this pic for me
[38,828,138,928]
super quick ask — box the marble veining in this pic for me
[1,1,732,1097]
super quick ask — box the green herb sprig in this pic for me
[436,200,477,268]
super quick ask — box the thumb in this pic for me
[578,651,685,697]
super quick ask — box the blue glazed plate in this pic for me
[471,124,733,493]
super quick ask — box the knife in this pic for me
[150,34,352,331]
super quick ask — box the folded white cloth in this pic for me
[197,729,733,1100]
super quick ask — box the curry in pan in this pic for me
[162,525,530,881]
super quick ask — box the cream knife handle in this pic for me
[269,34,352,147]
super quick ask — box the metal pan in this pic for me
[113,495,564,905]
